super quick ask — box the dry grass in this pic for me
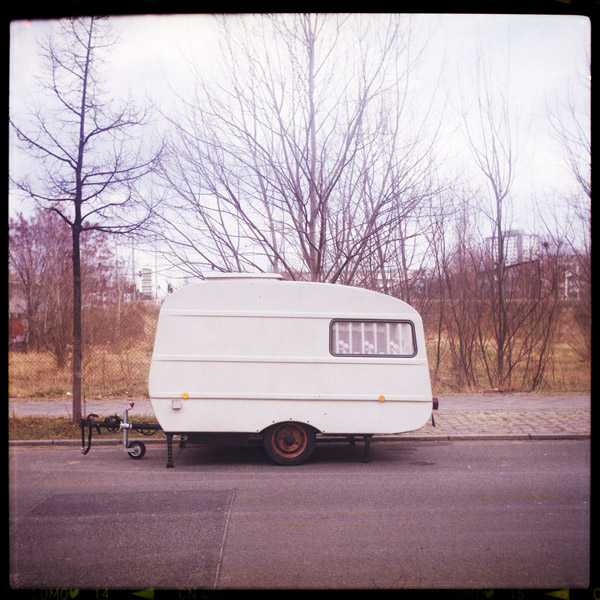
[426,336,590,394]
[544,343,592,391]
[8,347,152,399]
[9,351,72,397]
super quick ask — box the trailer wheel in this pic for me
[127,440,146,459]
[263,422,316,466]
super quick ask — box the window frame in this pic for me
[329,319,418,358]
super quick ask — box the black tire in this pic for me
[263,422,316,466]
[127,440,146,459]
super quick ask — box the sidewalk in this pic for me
[9,394,591,444]
[403,396,591,441]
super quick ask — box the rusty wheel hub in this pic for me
[272,424,308,458]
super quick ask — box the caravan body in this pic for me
[149,274,434,446]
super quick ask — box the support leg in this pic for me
[362,435,373,463]
[166,433,174,468]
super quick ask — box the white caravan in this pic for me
[148,273,437,465]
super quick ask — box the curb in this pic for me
[9,433,590,447]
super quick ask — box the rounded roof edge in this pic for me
[164,277,419,316]
[203,272,284,281]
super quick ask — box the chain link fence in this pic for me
[9,304,159,401]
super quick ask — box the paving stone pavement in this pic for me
[9,394,591,442]
[405,393,591,439]
[405,407,590,439]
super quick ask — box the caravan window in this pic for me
[330,320,416,357]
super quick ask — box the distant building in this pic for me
[139,267,153,300]
[486,230,540,266]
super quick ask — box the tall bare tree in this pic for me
[10,17,163,422]
[459,45,526,390]
[152,14,443,284]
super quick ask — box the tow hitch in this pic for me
[80,403,162,459]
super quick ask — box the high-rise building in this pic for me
[486,230,540,266]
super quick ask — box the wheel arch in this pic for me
[259,420,321,436]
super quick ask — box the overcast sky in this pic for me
[8,13,591,288]
[10,13,590,204]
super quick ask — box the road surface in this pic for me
[9,439,590,590]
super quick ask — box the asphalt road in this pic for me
[9,438,590,591]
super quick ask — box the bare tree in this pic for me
[459,45,526,390]
[9,212,55,353]
[544,48,591,362]
[9,209,118,368]
[548,46,591,202]
[152,14,444,284]
[10,17,163,422]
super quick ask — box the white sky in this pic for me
[8,13,591,290]
[10,13,590,194]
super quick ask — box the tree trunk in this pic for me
[70,19,93,423]
[71,223,83,423]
